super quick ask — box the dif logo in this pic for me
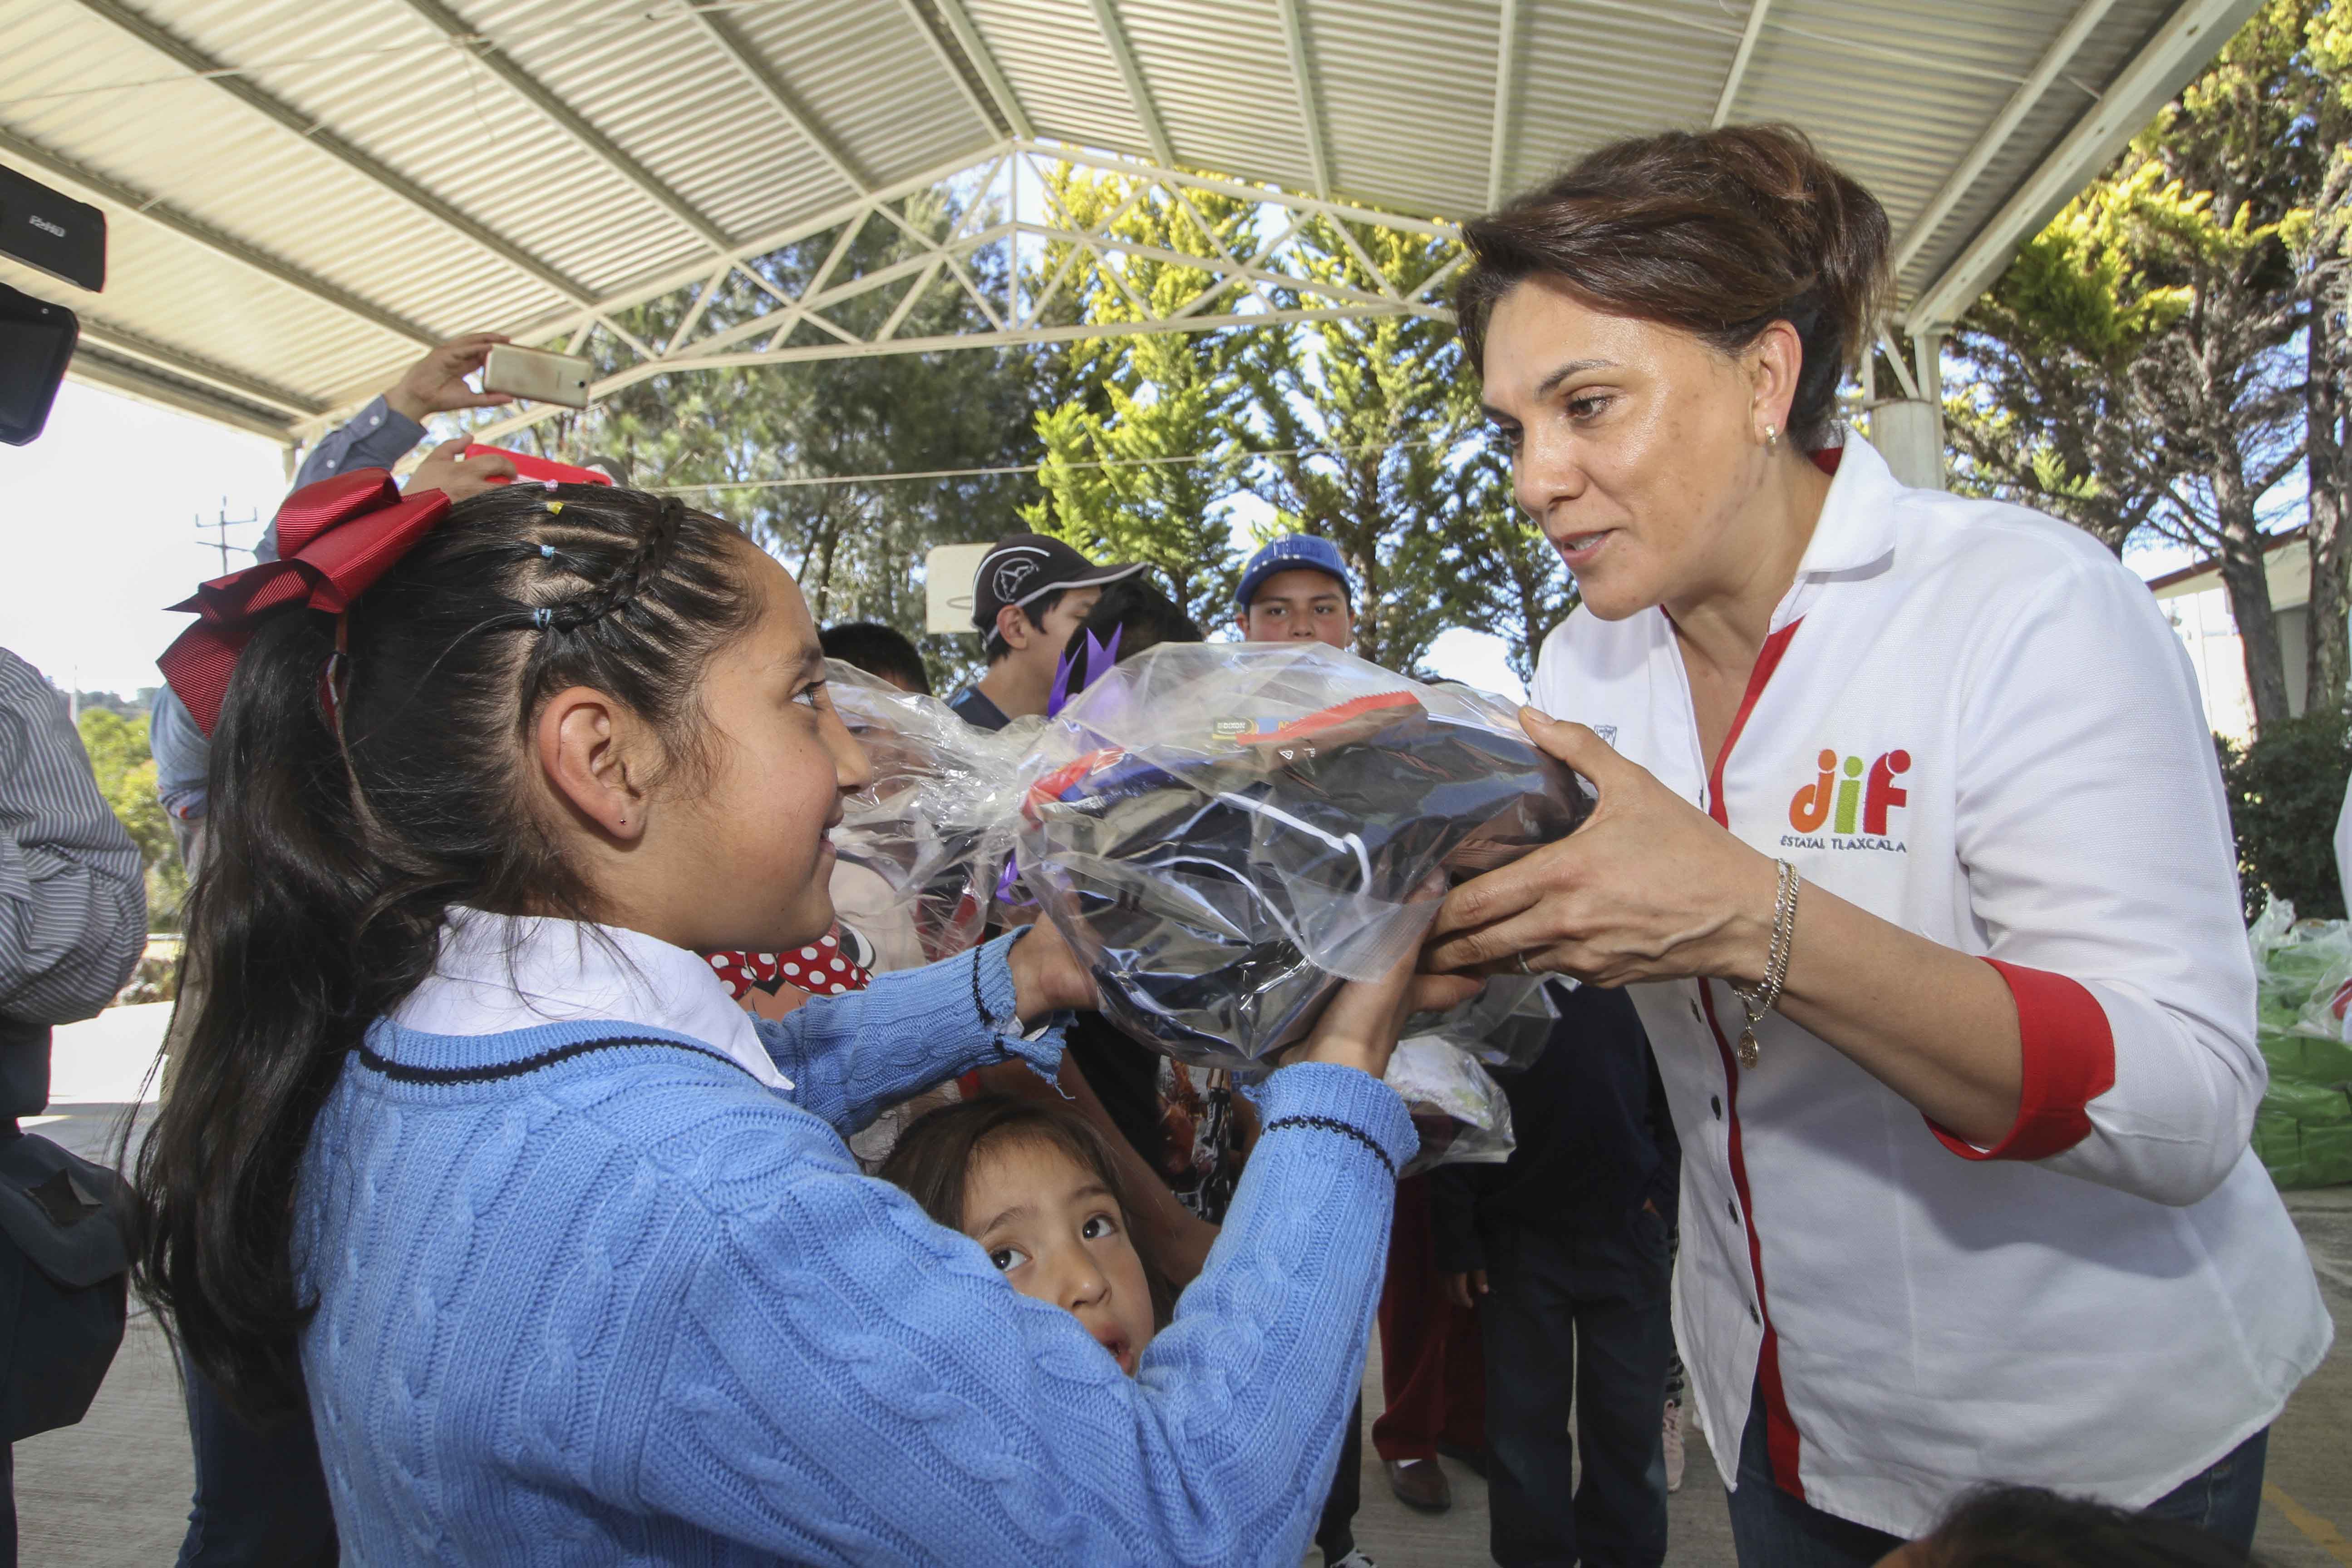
[1789,748,1910,837]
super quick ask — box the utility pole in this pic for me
[194,501,261,576]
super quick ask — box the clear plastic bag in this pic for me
[1016,643,1592,1068]
[824,663,1026,962]
[2242,894,2352,1188]
[1384,1034,1516,1177]
[1407,973,1559,1069]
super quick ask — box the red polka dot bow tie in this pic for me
[706,927,875,1002]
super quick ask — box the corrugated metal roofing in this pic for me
[0,0,2254,443]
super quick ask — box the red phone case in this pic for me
[463,444,614,487]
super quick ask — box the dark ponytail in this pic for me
[1455,123,1892,449]
[134,482,758,1417]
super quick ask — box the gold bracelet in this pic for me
[1730,859,1799,1069]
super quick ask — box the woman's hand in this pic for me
[1432,712,2029,1145]
[1006,918,1098,1022]
[1422,709,1781,987]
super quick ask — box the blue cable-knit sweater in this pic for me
[295,927,1414,1565]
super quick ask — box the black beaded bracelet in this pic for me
[1262,1114,1396,1178]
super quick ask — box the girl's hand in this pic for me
[1006,918,1098,1022]
[1288,881,1482,1079]
[1422,709,1780,987]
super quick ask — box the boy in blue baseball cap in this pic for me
[1235,534,1354,651]
[1234,535,1374,1566]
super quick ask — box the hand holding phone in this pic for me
[388,333,516,423]
[481,345,594,409]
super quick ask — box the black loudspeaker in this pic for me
[0,163,101,446]
[0,164,105,293]
[0,282,77,447]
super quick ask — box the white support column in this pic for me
[0,124,438,348]
[71,0,599,308]
[1090,0,1175,167]
[1868,329,1948,490]
[930,0,1034,139]
[1916,329,1947,486]
[1275,0,1332,198]
[1712,0,1773,126]
[395,0,736,253]
[1486,0,1521,208]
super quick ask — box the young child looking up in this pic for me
[135,472,1464,1567]
[883,1097,1173,1373]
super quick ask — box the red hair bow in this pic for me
[157,468,451,736]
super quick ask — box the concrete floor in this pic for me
[16,1089,2352,1566]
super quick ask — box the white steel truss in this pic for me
[423,139,1462,453]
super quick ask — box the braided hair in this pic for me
[526,493,688,633]
[136,481,760,1418]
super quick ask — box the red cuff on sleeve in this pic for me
[1927,959,2116,1162]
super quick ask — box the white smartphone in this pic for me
[482,344,594,408]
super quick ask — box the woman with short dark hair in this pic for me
[1425,124,2329,1565]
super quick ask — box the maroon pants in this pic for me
[1371,1174,1487,1462]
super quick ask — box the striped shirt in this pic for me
[0,648,145,1115]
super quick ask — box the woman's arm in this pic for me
[755,924,1094,1135]
[1422,718,2027,1145]
[1427,562,2261,1204]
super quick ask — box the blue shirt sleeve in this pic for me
[266,396,428,558]
[634,1063,1417,1565]
[147,686,210,824]
[292,395,427,492]
[754,933,1063,1136]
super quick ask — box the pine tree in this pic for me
[1947,0,2321,730]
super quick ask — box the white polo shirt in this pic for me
[1530,436,2332,1537]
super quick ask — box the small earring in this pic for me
[1764,423,1781,451]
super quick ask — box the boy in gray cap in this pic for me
[948,533,1145,731]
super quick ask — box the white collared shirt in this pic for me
[390,906,790,1091]
[1532,436,2331,1535]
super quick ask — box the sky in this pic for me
[0,379,1532,703]
[0,381,288,697]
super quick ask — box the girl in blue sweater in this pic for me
[136,475,1466,1566]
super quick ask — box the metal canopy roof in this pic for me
[0,0,2259,446]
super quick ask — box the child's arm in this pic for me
[635,1062,1413,1568]
[752,931,1061,1135]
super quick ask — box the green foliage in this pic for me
[1948,0,2326,729]
[76,707,185,933]
[2218,710,2352,919]
[1237,223,1493,674]
[534,185,1047,697]
[77,710,171,866]
[1020,167,1256,626]
[494,163,1579,692]
[1018,170,1557,679]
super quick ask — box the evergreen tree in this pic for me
[1948,0,2320,730]
[1235,221,1487,674]
[1019,165,1256,628]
